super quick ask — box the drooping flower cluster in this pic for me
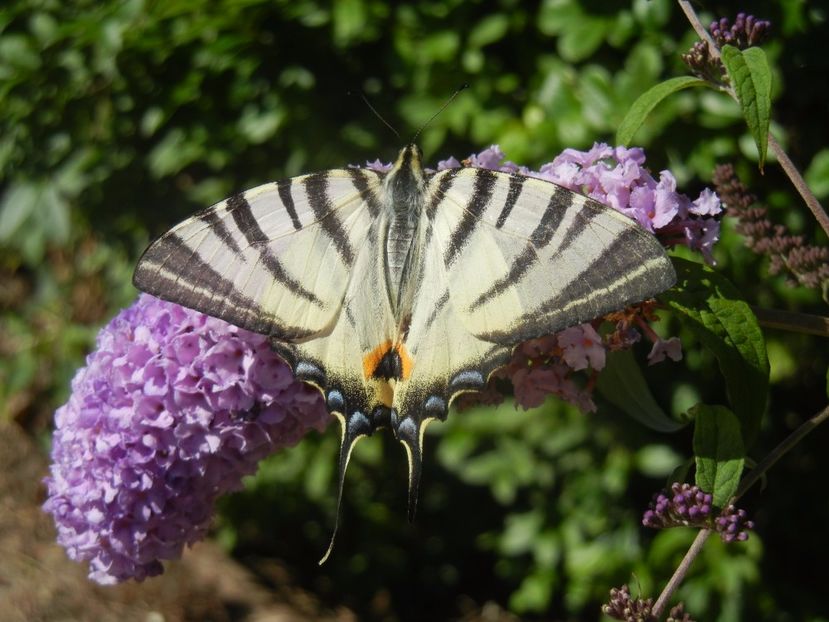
[43,295,329,584]
[427,144,719,412]
[682,13,772,84]
[642,483,754,543]
[713,163,829,293]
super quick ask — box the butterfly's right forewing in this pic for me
[434,168,676,345]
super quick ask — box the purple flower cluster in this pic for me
[714,505,755,543]
[709,13,772,49]
[642,483,754,543]
[682,13,771,84]
[602,585,654,621]
[602,585,696,622]
[527,144,722,263]
[43,294,329,584]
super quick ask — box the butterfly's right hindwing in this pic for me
[133,169,385,343]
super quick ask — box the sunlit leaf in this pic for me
[692,404,745,507]
[616,76,708,145]
[720,44,772,170]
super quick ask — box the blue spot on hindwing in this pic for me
[449,370,485,391]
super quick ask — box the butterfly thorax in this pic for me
[382,144,427,316]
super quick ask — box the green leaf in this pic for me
[468,14,509,48]
[0,182,38,241]
[616,76,709,145]
[692,404,745,507]
[596,349,685,433]
[805,148,829,199]
[660,258,769,446]
[720,45,772,170]
[558,16,607,63]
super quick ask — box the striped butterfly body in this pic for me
[133,144,676,560]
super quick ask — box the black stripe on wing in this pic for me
[422,168,461,249]
[477,227,676,343]
[495,174,526,228]
[347,168,385,218]
[468,185,577,310]
[304,172,356,265]
[444,169,498,266]
[133,233,316,340]
[426,168,460,221]
[276,179,303,230]
[197,209,245,258]
[227,193,325,308]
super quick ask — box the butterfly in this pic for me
[133,143,676,561]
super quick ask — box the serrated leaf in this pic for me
[596,349,685,433]
[660,258,769,446]
[616,76,709,145]
[692,404,745,507]
[720,45,772,170]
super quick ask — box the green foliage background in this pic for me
[1,0,827,619]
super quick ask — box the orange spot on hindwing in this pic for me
[363,341,413,381]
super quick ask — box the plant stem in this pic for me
[678,1,718,50]
[767,134,829,237]
[677,0,829,238]
[650,404,829,616]
[751,306,829,337]
[652,529,712,617]
[735,404,829,500]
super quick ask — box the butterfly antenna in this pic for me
[411,83,470,144]
[319,412,370,565]
[350,89,400,141]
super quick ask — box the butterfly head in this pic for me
[385,144,427,210]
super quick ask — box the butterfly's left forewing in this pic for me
[134,169,386,342]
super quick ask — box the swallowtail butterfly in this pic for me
[133,143,676,560]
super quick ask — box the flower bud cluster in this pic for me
[602,585,655,621]
[682,13,771,84]
[643,482,754,543]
